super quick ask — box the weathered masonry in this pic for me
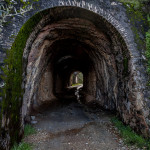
[0,0,150,149]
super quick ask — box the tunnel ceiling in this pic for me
[52,39,93,74]
[21,6,150,137]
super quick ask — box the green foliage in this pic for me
[11,142,32,150]
[24,124,36,137]
[11,125,36,150]
[0,10,48,147]
[111,117,150,149]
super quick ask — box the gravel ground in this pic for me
[24,102,140,150]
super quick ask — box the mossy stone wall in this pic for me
[0,0,150,149]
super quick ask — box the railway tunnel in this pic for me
[20,6,150,137]
[1,1,150,148]
[22,8,118,114]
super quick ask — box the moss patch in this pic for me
[0,9,48,148]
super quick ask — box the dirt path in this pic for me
[24,102,133,150]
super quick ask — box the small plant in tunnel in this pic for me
[11,142,32,150]
[11,124,36,150]
[24,124,36,137]
[70,71,83,87]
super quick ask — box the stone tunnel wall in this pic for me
[0,0,148,90]
[21,6,150,137]
[0,0,150,149]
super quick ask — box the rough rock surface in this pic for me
[22,10,149,137]
[0,0,150,149]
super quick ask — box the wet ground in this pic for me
[24,101,132,150]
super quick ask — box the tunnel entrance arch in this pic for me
[20,6,150,137]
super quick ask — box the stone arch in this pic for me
[20,6,150,138]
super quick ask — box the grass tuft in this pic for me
[11,125,36,150]
[11,142,32,150]
[24,124,36,137]
[111,117,150,149]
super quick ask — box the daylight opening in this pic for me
[70,71,83,87]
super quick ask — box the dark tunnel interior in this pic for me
[23,7,131,127]
[51,39,95,102]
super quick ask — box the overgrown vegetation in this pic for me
[111,117,150,149]
[0,9,48,148]
[11,124,36,150]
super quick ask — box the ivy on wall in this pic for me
[0,9,48,148]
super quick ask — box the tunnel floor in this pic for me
[24,101,132,150]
